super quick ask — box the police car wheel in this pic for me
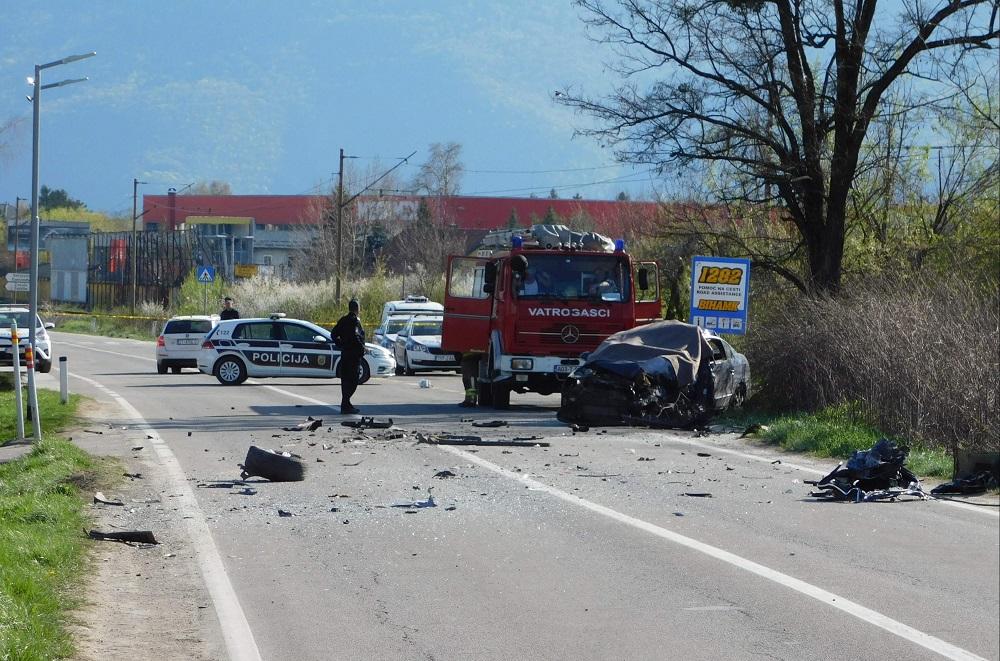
[215,357,247,385]
[156,361,168,375]
[404,356,415,376]
[358,360,371,385]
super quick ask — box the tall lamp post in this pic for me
[131,178,147,314]
[26,50,96,441]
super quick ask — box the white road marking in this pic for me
[70,372,262,661]
[442,446,988,661]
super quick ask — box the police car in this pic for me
[197,314,395,385]
[0,306,55,373]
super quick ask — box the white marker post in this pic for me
[10,322,25,440]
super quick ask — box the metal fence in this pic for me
[88,229,198,309]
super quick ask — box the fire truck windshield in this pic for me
[514,255,630,301]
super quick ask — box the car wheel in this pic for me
[492,383,511,409]
[36,358,52,374]
[358,360,371,385]
[394,364,405,376]
[404,355,415,376]
[171,366,181,374]
[157,361,168,375]
[214,357,247,385]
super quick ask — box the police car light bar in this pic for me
[269,313,287,320]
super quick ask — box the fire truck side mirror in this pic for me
[483,262,497,294]
[637,267,650,291]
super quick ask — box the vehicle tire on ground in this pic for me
[476,378,494,407]
[156,361,168,375]
[239,445,305,482]
[394,364,405,376]
[214,356,247,385]
[358,360,371,385]
[492,382,511,409]
[404,356,415,376]
[37,359,52,374]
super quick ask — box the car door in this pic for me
[231,321,282,376]
[706,337,735,409]
[278,321,335,378]
[393,323,410,367]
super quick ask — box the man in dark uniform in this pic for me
[332,298,365,414]
[220,297,240,320]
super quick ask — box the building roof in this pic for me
[141,194,662,236]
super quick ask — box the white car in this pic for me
[155,315,220,374]
[380,295,443,325]
[0,306,55,373]
[392,315,459,375]
[197,314,395,385]
[374,313,441,350]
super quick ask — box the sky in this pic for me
[0,1,664,217]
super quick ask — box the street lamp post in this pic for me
[26,50,95,441]
[131,178,147,314]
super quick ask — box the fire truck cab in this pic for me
[441,234,661,407]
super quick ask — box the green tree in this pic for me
[543,206,560,225]
[559,0,998,294]
[549,188,559,199]
[506,208,520,229]
[39,186,84,211]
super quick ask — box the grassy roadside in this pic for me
[1,390,114,660]
[722,404,953,478]
[50,314,158,342]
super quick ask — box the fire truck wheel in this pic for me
[476,379,494,406]
[492,383,511,409]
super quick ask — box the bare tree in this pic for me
[183,181,232,195]
[558,0,998,293]
[412,142,464,197]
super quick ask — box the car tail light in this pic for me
[201,340,213,349]
[156,335,165,347]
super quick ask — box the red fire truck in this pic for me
[441,228,661,407]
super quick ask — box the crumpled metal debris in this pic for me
[807,438,930,502]
[416,433,550,448]
[283,417,322,432]
[341,416,394,429]
[931,471,998,495]
[88,529,158,545]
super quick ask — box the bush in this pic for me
[747,273,999,453]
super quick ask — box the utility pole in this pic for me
[336,149,345,303]
[131,178,146,314]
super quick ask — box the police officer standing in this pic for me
[332,299,365,414]
[220,296,240,320]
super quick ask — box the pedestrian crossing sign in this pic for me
[197,266,216,283]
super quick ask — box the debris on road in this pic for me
[87,529,158,545]
[419,379,432,388]
[391,488,436,509]
[239,446,306,482]
[93,492,124,506]
[341,416,394,429]
[433,470,457,478]
[741,423,769,437]
[283,417,323,432]
[277,509,294,517]
[931,471,998,495]
[472,420,509,428]
[122,472,143,480]
[570,423,589,432]
[807,438,929,502]
[416,433,550,448]
[681,492,713,498]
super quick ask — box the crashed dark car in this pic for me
[558,320,750,428]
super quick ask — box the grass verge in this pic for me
[51,314,157,342]
[1,389,111,660]
[721,403,953,478]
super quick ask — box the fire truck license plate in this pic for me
[554,364,574,374]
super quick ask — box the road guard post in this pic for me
[9,321,26,440]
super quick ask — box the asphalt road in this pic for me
[37,331,1000,661]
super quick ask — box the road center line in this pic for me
[69,372,262,661]
[441,445,986,661]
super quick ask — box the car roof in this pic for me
[167,315,219,321]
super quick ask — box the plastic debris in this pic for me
[283,417,323,432]
[239,446,306,482]
[93,492,124,506]
[87,529,158,545]
[419,379,432,388]
[341,416,394,429]
[806,438,930,502]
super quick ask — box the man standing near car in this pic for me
[332,298,365,414]
[220,296,240,320]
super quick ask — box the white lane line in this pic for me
[59,340,995,518]
[70,372,262,661]
[442,446,987,661]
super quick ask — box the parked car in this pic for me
[0,305,55,373]
[155,315,220,374]
[374,314,420,350]
[558,320,750,428]
[197,314,395,385]
[392,315,459,375]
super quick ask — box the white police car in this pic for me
[0,306,55,373]
[197,314,395,385]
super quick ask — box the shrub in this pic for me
[747,273,999,453]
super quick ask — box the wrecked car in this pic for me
[557,320,750,428]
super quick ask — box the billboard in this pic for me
[689,256,750,335]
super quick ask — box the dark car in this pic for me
[558,320,750,428]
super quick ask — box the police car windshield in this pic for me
[409,320,442,336]
[0,311,32,328]
[385,318,409,334]
[515,255,630,300]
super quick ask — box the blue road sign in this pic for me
[689,256,751,335]
[197,266,216,283]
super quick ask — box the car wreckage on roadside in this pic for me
[557,320,750,428]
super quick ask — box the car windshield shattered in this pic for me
[514,254,630,301]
